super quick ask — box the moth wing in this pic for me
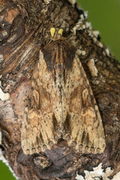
[63,54,106,154]
[21,50,61,154]
[21,41,106,155]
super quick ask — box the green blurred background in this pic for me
[79,0,120,62]
[0,0,120,180]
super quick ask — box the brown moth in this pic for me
[21,29,106,155]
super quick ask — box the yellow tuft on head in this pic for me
[50,27,55,38]
[58,29,63,36]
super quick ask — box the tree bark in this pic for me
[0,0,120,179]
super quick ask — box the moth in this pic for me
[21,28,106,155]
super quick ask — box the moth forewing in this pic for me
[21,39,106,155]
[63,53,106,153]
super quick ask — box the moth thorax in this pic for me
[54,63,65,81]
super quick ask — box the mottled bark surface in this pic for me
[0,0,120,179]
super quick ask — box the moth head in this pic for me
[50,27,63,40]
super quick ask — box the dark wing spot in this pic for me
[64,113,71,134]
[52,113,58,131]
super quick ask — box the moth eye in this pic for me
[50,27,55,38]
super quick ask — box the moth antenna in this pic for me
[50,27,55,38]
[58,29,63,36]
